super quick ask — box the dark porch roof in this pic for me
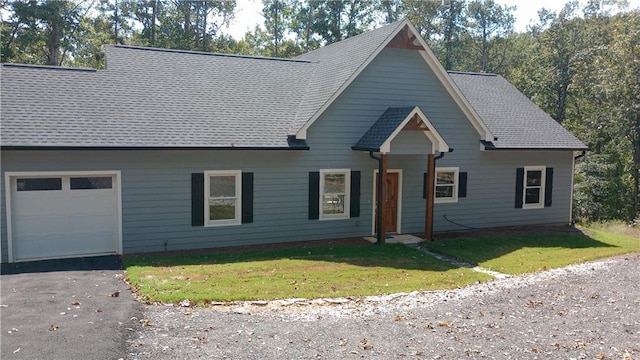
[352,106,449,153]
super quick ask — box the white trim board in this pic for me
[4,170,123,263]
[380,106,449,154]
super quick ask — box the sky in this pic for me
[220,0,640,39]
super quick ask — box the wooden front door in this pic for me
[375,172,399,233]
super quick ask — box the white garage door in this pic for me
[9,173,120,262]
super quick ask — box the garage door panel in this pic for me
[10,173,120,262]
[13,233,108,260]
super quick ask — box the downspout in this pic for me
[369,151,384,245]
[434,151,446,161]
[426,148,453,241]
[574,150,586,160]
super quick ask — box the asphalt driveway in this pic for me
[1,256,142,360]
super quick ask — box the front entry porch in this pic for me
[352,106,451,244]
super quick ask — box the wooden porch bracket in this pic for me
[425,153,435,240]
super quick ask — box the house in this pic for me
[0,19,587,263]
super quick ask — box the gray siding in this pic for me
[1,149,374,263]
[304,47,574,234]
[0,47,575,262]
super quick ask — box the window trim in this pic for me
[204,170,242,227]
[319,169,351,220]
[522,166,546,209]
[434,167,459,204]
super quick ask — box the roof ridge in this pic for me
[1,63,97,72]
[112,44,314,63]
[295,19,404,59]
[447,70,498,77]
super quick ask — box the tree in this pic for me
[438,0,467,70]
[465,0,515,73]
[3,0,92,66]
[261,0,293,56]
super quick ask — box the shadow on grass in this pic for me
[123,242,462,273]
[424,227,621,268]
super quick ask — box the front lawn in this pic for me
[422,227,639,275]
[124,243,490,304]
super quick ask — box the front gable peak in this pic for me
[295,19,495,143]
[386,24,425,51]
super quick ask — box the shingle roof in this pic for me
[0,20,586,151]
[352,107,415,151]
[448,71,587,150]
[1,47,313,148]
[293,20,403,133]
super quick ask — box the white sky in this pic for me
[221,0,640,39]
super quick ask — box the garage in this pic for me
[6,172,121,262]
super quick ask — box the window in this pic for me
[434,167,459,203]
[523,166,546,209]
[204,170,241,226]
[70,177,113,190]
[16,178,62,191]
[320,169,351,220]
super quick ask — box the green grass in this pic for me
[124,243,491,304]
[423,227,639,275]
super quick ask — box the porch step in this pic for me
[363,234,423,245]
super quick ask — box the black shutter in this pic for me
[544,167,554,207]
[458,172,467,198]
[422,172,428,199]
[309,172,320,220]
[515,168,524,209]
[350,171,361,218]
[191,173,204,226]
[242,172,254,223]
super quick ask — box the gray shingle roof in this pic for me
[293,20,403,133]
[352,107,415,151]
[1,47,313,148]
[0,20,586,151]
[448,71,587,150]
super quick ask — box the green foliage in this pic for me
[573,154,630,222]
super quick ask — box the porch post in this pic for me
[379,153,388,244]
[425,153,435,240]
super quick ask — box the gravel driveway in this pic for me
[127,254,639,360]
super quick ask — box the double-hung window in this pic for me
[319,169,351,220]
[204,170,242,226]
[523,166,545,209]
[434,167,459,204]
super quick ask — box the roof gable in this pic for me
[294,19,495,142]
[353,106,449,153]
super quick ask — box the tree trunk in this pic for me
[274,0,279,57]
[151,0,157,46]
[201,1,208,51]
[114,0,119,44]
[48,11,61,65]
